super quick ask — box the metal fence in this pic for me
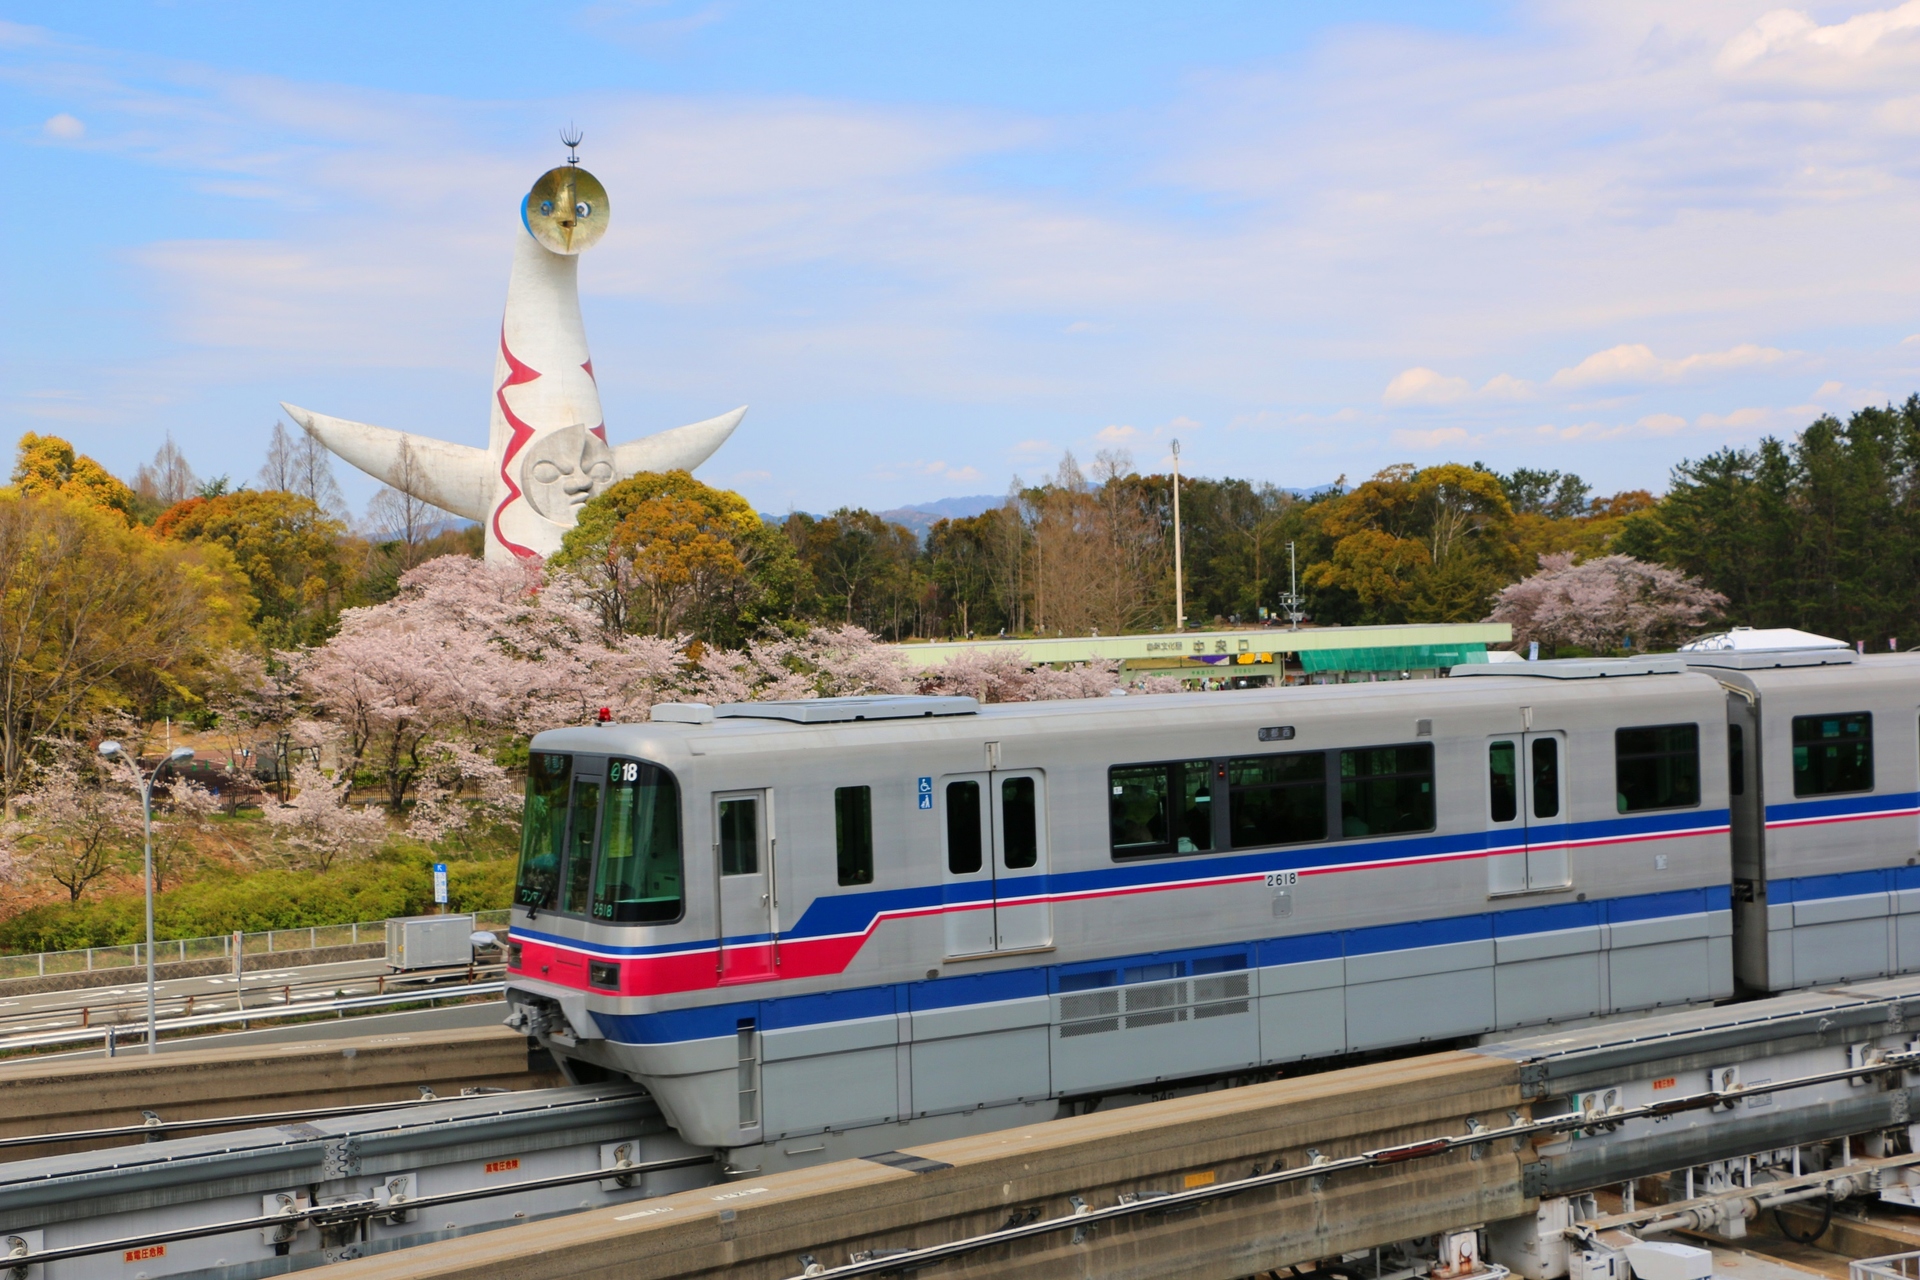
[0,909,511,981]
[1854,1253,1920,1280]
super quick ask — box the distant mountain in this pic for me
[758,494,1006,540]
[878,494,1005,536]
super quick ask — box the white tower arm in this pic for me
[281,402,495,523]
[612,406,747,477]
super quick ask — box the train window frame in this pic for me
[1615,724,1701,813]
[946,779,984,873]
[514,751,573,913]
[1728,723,1745,797]
[1488,741,1518,823]
[1108,760,1213,860]
[1339,743,1436,838]
[1532,738,1561,820]
[591,758,685,925]
[717,795,761,876]
[1791,712,1873,798]
[834,785,875,886]
[1227,751,1328,850]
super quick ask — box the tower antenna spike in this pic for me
[560,123,583,166]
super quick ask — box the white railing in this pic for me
[0,976,506,1055]
[0,909,511,981]
[1854,1254,1920,1280]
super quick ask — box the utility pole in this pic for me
[1171,439,1185,632]
[1278,540,1304,631]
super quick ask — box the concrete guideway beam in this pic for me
[0,1025,558,1162]
[323,1053,1528,1280]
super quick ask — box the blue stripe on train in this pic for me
[513,806,1732,958]
[1765,790,1920,825]
[1768,864,1920,904]
[586,884,1732,1046]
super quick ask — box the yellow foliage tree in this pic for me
[10,433,137,524]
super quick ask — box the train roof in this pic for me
[530,663,1733,760]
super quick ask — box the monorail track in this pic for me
[14,975,1920,1279]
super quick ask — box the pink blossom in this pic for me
[1490,553,1727,653]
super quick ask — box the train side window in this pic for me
[1791,712,1873,797]
[947,780,982,873]
[1615,724,1700,812]
[1228,752,1326,848]
[593,760,683,923]
[515,752,572,912]
[563,778,602,914]
[1728,724,1745,797]
[1340,744,1434,837]
[1002,777,1039,869]
[1488,742,1517,822]
[1532,739,1560,819]
[717,796,759,875]
[834,786,875,885]
[1109,761,1212,858]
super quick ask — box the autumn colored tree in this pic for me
[153,489,349,645]
[0,488,252,798]
[554,471,805,645]
[10,433,137,524]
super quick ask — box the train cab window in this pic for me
[1109,761,1212,858]
[1532,739,1560,819]
[1615,724,1700,812]
[592,760,683,923]
[1489,742,1518,823]
[515,752,571,912]
[1792,713,1873,796]
[563,777,602,915]
[1228,753,1326,848]
[718,797,759,875]
[1728,724,1745,797]
[946,780,983,873]
[1340,745,1434,836]
[834,786,875,885]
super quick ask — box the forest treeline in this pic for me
[7,396,1918,799]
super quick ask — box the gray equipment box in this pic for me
[386,913,476,970]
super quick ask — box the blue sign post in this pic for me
[432,862,449,908]
[917,776,933,810]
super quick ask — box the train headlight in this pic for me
[506,942,523,969]
[589,961,621,989]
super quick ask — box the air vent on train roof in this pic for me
[1448,657,1686,680]
[714,695,980,724]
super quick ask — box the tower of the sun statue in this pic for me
[282,136,744,561]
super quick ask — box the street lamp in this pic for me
[97,741,194,1055]
[1170,439,1186,633]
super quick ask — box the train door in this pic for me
[940,770,1053,958]
[940,775,996,957]
[714,790,776,982]
[992,771,1051,951]
[1486,732,1569,893]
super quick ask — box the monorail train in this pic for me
[503,637,1920,1173]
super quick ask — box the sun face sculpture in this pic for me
[279,142,745,562]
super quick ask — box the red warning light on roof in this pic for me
[597,707,612,723]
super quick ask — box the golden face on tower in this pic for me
[524,166,610,255]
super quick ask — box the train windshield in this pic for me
[515,752,572,912]
[594,760,684,923]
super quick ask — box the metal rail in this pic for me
[0,1089,509,1152]
[784,1047,1920,1278]
[0,981,504,1053]
[7,1153,717,1267]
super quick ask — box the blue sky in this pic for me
[4,1,1919,518]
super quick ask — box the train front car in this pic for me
[506,671,1745,1175]
[1680,640,1920,992]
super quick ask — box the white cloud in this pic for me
[1637,413,1688,435]
[1718,2,1920,73]
[1390,426,1473,449]
[1095,424,1140,443]
[1548,343,1789,390]
[1383,367,1470,405]
[41,112,83,139]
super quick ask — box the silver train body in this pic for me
[504,645,1920,1171]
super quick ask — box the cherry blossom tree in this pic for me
[1490,553,1727,654]
[8,754,143,902]
[406,740,522,846]
[261,763,388,871]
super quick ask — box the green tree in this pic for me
[152,490,349,647]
